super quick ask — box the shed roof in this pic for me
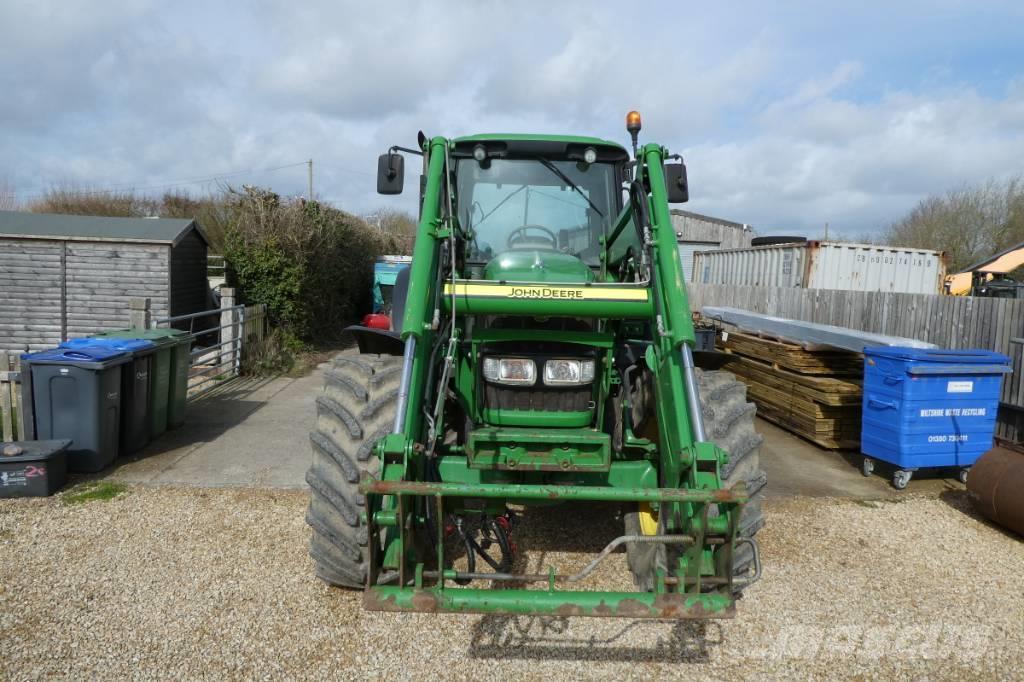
[0,210,207,246]
[670,209,750,231]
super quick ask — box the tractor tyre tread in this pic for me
[306,348,401,589]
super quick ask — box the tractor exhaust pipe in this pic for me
[967,447,1024,537]
[681,344,707,442]
[393,337,417,434]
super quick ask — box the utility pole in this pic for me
[824,221,829,241]
[307,159,313,201]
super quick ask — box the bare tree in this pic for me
[370,207,417,236]
[884,177,1024,271]
[0,178,18,210]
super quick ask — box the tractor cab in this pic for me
[451,135,627,283]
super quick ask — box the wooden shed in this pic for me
[0,210,209,352]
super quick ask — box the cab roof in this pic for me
[453,133,627,152]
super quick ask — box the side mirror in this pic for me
[377,153,405,195]
[664,162,688,203]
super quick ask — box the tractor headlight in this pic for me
[483,357,536,385]
[543,359,595,386]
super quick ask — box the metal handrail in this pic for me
[153,305,244,326]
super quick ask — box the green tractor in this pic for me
[306,112,765,618]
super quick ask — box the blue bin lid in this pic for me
[864,346,1011,365]
[22,344,131,366]
[61,337,155,354]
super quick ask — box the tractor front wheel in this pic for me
[305,349,401,588]
[626,368,766,589]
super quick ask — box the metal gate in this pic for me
[151,300,267,399]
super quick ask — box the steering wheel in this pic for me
[507,224,557,249]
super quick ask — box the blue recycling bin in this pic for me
[61,337,156,455]
[21,345,131,472]
[861,347,1012,489]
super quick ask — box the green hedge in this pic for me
[224,187,399,344]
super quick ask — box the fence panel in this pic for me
[689,283,1024,442]
[0,352,24,442]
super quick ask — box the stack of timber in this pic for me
[719,331,863,449]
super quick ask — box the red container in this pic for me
[361,314,392,330]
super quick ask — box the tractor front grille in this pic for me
[483,384,592,412]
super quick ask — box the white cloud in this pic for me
[687,81,1024,236]
[1,0,1023,237]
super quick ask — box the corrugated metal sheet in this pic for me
[692,241,947,294]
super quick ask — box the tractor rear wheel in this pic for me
[305,349,401,588]
[626,368,766,589]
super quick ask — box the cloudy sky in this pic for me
[3,1,1023,237]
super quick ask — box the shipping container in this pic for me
[691,241,947,294]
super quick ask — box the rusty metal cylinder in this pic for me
[967,448,1024,537]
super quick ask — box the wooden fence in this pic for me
[0,352,26,442]
[242,304,267,349]
[688,284,1024,442]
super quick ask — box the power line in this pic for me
[20,161,311,199]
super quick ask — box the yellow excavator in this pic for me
[946,241,1024,297]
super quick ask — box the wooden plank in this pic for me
[0,323,62,331]
[66,290,165,300]
[12,355,22,441]
[65,270,169,281]
[0,284,65,295]
[64,260,167,272]
[756,406,860,450]
[19,352,34,441]
[65,248,165,259]
[720,332,863,374]
[730,355,861,401]
[0,265,69,276]
[0,351,13,442]
[0,242,65,255]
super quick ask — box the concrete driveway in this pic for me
[104,359,961,499]
[107,367,323,489]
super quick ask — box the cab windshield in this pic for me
[457,158,617,265]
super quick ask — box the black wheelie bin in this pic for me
[21,345,130,472]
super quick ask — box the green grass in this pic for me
[62,482,129,504]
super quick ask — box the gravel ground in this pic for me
[1,486,1021,680]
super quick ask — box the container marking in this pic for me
[919,408,986,417]
[947,381,974,394]
[927,434,970,443]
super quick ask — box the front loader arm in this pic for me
[393,136,450,445]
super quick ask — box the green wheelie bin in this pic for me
[97,329,179,437]
[141,328,190,428]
